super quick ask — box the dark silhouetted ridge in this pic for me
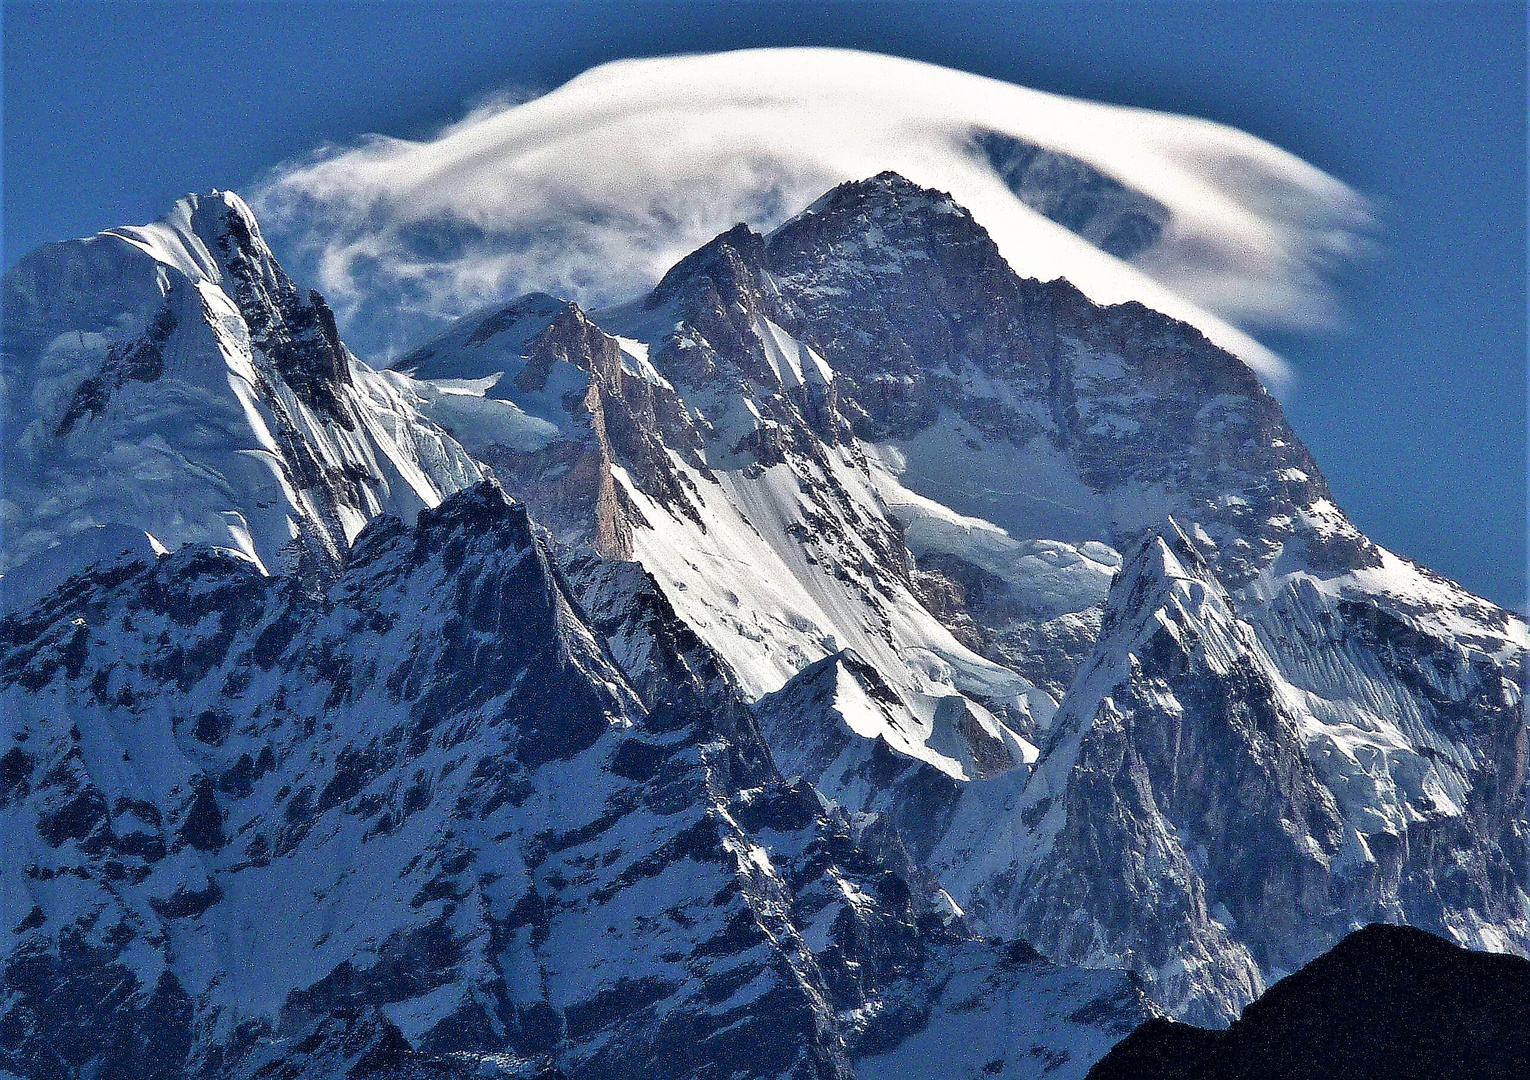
[1087,924,1530,1080]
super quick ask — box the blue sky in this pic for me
[3,0,1524,609]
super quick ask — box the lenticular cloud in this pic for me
[253,47,1373,383]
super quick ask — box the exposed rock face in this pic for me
[1087,924,1530,1080]
[642,222,847,451]
[190,192,354,422]
[970,131,1170,260]
[764,171,1332,585]
[0,482,1149,1080]
[752,650,968,864]
[394,295,704,560]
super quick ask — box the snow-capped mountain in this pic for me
[1,191,482,603]
[389,172,1527,1023]
[0,481,1146,1079]
[393,230,1048,789]
[1,169,1523,1076]
[0,194,1149,1080]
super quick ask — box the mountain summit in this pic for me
[402,171,1529,1023]
[1,191,481,598]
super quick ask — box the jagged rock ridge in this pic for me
[0,482,1147,1080]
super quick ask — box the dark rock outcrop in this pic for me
[1087,924,1530,1080]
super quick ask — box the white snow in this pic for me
[1,193,484,598]
[753,316,832,389]
[868,445,1119,619]
[379,369,562,455]
[612,335,674,389]
[875,413,1175,547]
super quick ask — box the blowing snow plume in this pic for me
[254,47,1374,384]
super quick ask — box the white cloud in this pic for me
[252,47,1374,386]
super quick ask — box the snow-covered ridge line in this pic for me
[1,190,483,606]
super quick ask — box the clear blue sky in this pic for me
[3,0,1524,610]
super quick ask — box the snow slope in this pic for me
[0,482,1150,1080]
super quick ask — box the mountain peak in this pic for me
[183,189,268,258]
[407,478,530,550]
[647,220,767,309]
[91,188,275,291]
[1,191,483,586]
[1092,519,1229,658]
[1138,518,1218,587]
[786,170,970,230]
[761,171,1027,400]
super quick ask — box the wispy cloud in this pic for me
[252,47,1374,384]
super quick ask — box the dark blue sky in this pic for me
[3,1,1525,609]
